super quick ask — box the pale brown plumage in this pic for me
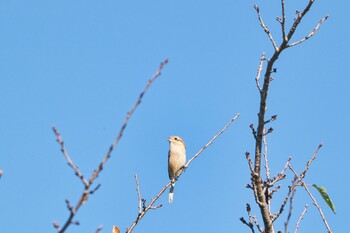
[167,136,186,203]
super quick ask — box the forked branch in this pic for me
[52,59,169,233]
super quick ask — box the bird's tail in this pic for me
[169,182,175,204]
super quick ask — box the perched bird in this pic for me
[167,136,186,203]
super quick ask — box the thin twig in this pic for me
[126,114,240,233]
[262,128,270,181]
[284,187,296,233]
[252,216,264,233]
[134,174,142,214]
[89,59,169,185]
[294,204,308,233]
[240,204,255,233]
[245,152,255,176]
[255,53,265,93]
[280,0,287,41]
[253,4,278,51]
[288,16,329,48]
[300,144,323,180]
[53,59,169,233]
[301,182,332,233]
[288,162,332,233]
[95,225,103,233]
[268,157,291,187]
[52,127,89,187]
[185,114,240,168]
[272,176,298,222]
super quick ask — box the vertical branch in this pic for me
[262,128,271,180]
[280,0,287,41]
[294,205,308,233]
[250,1,327,232]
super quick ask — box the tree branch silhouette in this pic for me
[52,59,169,233]
[244,1,329,232]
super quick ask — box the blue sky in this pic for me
[0,1,348,233]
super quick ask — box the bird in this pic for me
[167,136,186,203]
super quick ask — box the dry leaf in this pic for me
[112,225,120,233]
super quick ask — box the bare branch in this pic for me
[89,184,101,195]
[288,16,329,48]
[249,1,329,232]
[185,114,240,168]
[89,58,169,185]
[294,204,308,233]
[262,128,271,180]
[253,4,278,51]
[252,216,264,233]
[245,152,255,175]
[53,59,169,233]
[52,127,89,187]
[302,183,332,233]
[288,162,333,233]
[95,225,103,233]
[284,187,297,233]
[272,176,298,222]
[134,174,142,214]
[126,181,169,233]
[255,53,265,93]
[280,0,287,41]
[240,204,255,233]
[240,217,255,233]
[264,115,277,125]
[300,144,323,180]
[127,114,240,233]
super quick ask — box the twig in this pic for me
[126,114,240,233]
[284,187,296,233]
[52,127,89,187]
[255,53,265,93]
[300,144,323,179]
[95,225,103,233]
[272,176,298,222]
[240,204,255,233]
[280,0,287,41]
[268,157,291,187]
[262,128,271,181]
[89,58,169,185]
[302,182,332,233]
[53,59,169,233]
[185,114,240,168]
[240,217,255,233]
[288,161,332,233]
[285,0,316,42]
[245,152,255,176]
[134,174,142,214]
[288,16,329,48]
[294,204,308,233]
[252,216,264,233]
[253,4,278,51]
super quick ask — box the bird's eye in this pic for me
[174,137,178,140]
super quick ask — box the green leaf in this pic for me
[312,184,336,214]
